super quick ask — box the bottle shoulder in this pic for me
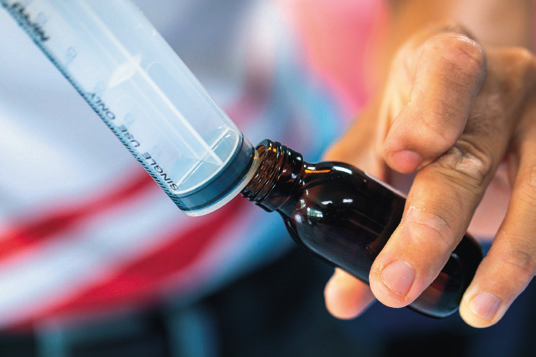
[282,161,405,226]
[300,161,397,201]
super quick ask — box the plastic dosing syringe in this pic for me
[1,0,259,215]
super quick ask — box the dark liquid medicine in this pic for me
[242,140,483,318]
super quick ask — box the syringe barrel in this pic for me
[1,0,258,215]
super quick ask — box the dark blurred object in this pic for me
[0,245,535,357]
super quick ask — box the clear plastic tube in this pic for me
[1,0,258,215]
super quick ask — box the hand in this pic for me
[323,24,536,328]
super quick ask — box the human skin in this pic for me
[323,0,535,328]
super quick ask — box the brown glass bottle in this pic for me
[242,140,483,318]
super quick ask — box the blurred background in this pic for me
[0,0,535,356]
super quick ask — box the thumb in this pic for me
[383,32,487,173]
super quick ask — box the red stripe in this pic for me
[287,0,386,116]
[16,195,249,328]
[0,167,156,261]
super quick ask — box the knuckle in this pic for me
[428,33,487,79]
[435,142,494,189]
[402,205,454,251]
[530,161,536,188]
[495,47,536,89]
[514,160,536,203]
[504,47,535,71]
[496,233,536,282]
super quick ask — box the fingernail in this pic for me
[381,261,415,296]
[470,292,501,320]
[389,150,423,172]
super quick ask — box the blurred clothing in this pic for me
[1,245,535,357]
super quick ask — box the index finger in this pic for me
[369,141,502,310]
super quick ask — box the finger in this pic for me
[383,32,487,173]
[460,129,536,328]
[369,140,503,308]
[324,268,376,319]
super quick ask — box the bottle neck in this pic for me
[241,140,305,212]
